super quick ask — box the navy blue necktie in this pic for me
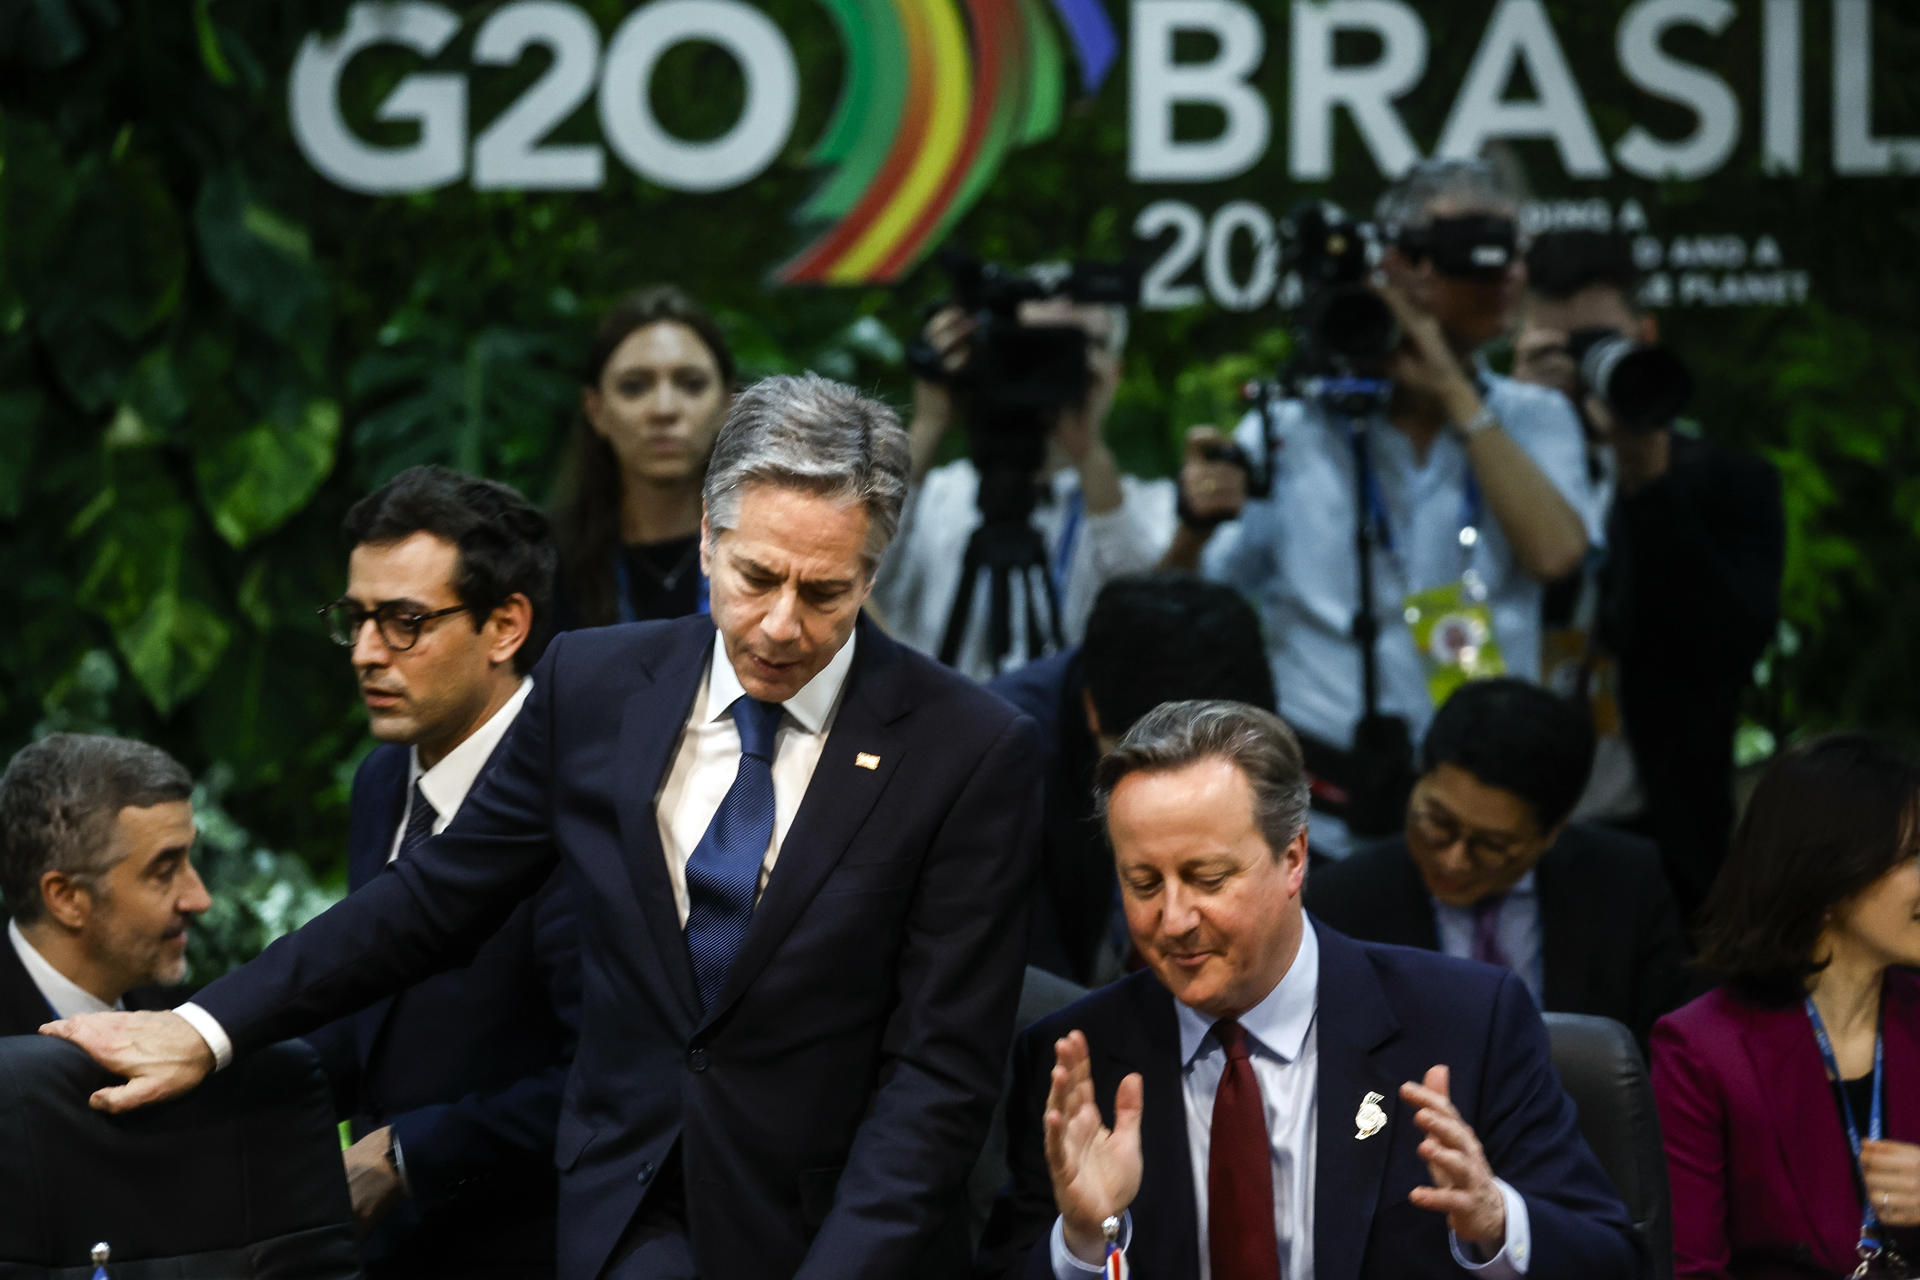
[398,781,436,859]
[684,696,784,1012]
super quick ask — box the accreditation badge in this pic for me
[1403,578,1506,707]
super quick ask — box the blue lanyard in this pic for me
[1805,996,1887,1255]
[1346,421,1484,562]
[1051,488,1085,603]
[613,552,709,624]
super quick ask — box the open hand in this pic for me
[40,1010,214,1112]
[1044,1030,1143,1264]
[1403,1065,1507,1250]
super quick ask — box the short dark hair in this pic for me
[1525,229,1641,307]
[1419,678,1594,833]
[1082,574,1274,737]
[1696,733,1920,1006]
[0,734,193,925]
[1094,700,1310,861]
[343,466,556,675]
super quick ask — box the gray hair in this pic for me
[1376,154,1526,238]
[1093,700,1311,859]
[0,734,194,924]
[701,373,910,566]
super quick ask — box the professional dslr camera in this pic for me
[1564,328,1693,433]
[907,248,1138,430]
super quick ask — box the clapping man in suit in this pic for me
[46,374,1042,1280]
[1308,677,1687,1047]
[0,734,208,1034]
[978,700,1637,1279]
[307,466,580,1277]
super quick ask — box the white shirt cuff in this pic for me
[1049,1212,1131,1278]
[174,1001,234,1071]
[1449,1178,1532,1277]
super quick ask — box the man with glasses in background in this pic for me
[1307,677,1686,1049]
[311,465,580,1279]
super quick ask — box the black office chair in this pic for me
[0,1034,361,1279]
[1544,1012,1673,1280]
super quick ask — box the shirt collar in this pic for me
[700,628,857,736]
[411,676,534,819]
[8,918,119,1019]
[1174,915,1321,1068]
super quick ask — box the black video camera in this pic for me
[1565,328,1693,434]
[907,250,1138,423]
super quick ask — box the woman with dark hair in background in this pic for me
[1652,734,1920,1279]
[551,286,736,629]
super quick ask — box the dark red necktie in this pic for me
[1209,1019,1282,1279]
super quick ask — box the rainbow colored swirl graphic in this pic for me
[776,0,1117,285]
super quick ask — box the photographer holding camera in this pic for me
[872,263,1174,681]
[1165,158,1601,857]
[1516,229,1784,919]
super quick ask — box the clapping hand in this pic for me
[1403,1065,1508,1252]
[1044,1030,1143,1265]
[1862,1139,1920,1229]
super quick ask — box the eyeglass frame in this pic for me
[1404,790,1542,871]
[319,598,477,652]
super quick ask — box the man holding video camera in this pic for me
[1166,158,1601,857]
[1516,229,1783,918]
[873,261,1174,682]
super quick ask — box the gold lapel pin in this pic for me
[1354,1090,1387,1140]
[854,752,881,770]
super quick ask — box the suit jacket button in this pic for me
[636,1161,655,1183]
[688,1047,709,1072]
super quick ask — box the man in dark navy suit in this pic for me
[306,466,580,1277]
[977,700,1638,1280]
[49,374,1042,1280]
[0,734,208,1034]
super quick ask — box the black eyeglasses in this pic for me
[320,600,474,651]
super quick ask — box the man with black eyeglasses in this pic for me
[1306,677,1686,1050]
[309,465,581,1279]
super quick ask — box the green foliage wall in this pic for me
[2,0,1915,972]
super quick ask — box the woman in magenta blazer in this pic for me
[1652,734,1920,1279]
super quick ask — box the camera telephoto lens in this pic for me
[1570,329,1693,433]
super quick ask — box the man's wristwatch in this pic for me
[1452,404,1499,440]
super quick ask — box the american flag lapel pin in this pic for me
[854,752,881,770]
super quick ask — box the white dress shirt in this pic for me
[1432,871,1546,1006]
[179,676,539,1069]
[8,918,118,1019]
[655,631,857,924]
[1051,924,1531,1278]
[873,459,1176,681]
[1203,373,1602,857]
[389,677,534,861]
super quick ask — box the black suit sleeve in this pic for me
[1626,847,1689,1050]
[192,636,569,1058]
[794,711,1043,1280]
[387,870,582,1213]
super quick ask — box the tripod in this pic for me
[937,425,1064,673]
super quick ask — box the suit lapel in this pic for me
[1742,997,1859,1251]
[1381,843,1441,951]
[351,749,412,1062]
[702,620,909,1025]
[1311,920,1403,1280]
[614,619,714,1031]
[1110,976,1198,1277]
[0,935,55,1034]
[1886,975,1920,1144]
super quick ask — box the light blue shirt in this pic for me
[1202,374,1600,856]
[1432,871,1546,1006]
[1050,922,1531,1277]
